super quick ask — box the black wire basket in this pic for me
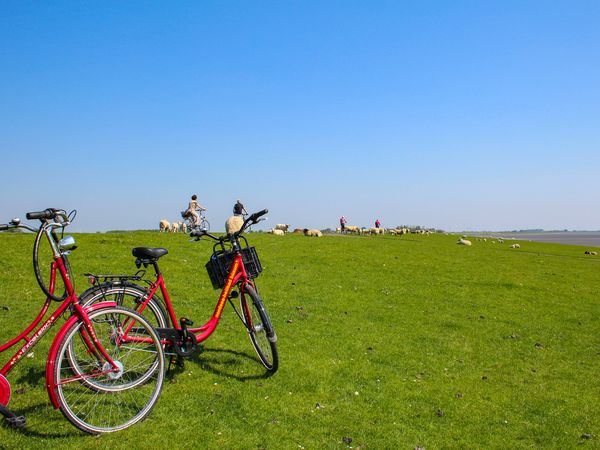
[205,247,262,289]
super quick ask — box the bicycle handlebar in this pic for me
[26,208,59,220]
[189,208,269,241]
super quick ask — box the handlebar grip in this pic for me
[0,224,8,231]
[250,209,268,222]
[26,208,58,220]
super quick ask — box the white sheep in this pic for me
[159,219,170,233]
[274,224,290,233]
[303,228,322,237]
[457,238,472,246]
[225,215,244,235]
[345,225,360,234]
[181,222,188,234]
[270,228,285,236]
[171,222,180,233]
[510,243,521,249]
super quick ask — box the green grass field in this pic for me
[0,231,598,449]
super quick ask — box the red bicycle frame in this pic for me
[128,254,253,345]
[0,256,120,408]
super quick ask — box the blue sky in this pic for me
[1,1,599,232]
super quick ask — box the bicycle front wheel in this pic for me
[200,219,210,231]
[53,306,165,434]
[240,285,278,372]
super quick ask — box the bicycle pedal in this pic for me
[6,415,26,429]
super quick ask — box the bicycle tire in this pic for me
[240,285,278,372]
[79,283,169,329]
[53,306,165,434]
[32,228,71,301]
[200,219,210,231]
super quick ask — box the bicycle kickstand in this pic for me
[0,403,26,429]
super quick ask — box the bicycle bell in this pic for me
[58,235,77,252]
[10,218,21,226]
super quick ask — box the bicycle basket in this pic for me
[205,247,262,290]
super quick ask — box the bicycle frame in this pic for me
[0,220,125,416]
[127,253,252,346]
[0,257,120,391]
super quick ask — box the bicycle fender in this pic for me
[45,301,117,409]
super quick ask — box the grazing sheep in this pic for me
[345,225,360,234]
[370,227,385,235]
[159,219,170,233]
[457,238,472,246]
[274,224,290,233]
[171,222,180,233]
[270,228,285,236]
[181,222,188,234]
[510,244,521,249]
[584,250,597,255]
[293,228,305,234]
[388,229,397,236]
[303,228,322,237]
[225,215,244,235]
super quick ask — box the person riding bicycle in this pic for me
[234,199,247,216]
[185,195,206,227]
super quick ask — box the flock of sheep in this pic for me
[159,219,187,233]
[456,236,521,247]
[336,225,431,236]
[268,224,322,237]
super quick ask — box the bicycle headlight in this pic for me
[58,235,77,251]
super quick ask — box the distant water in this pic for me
[471,231,600,248]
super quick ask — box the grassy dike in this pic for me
[0,231,598,449]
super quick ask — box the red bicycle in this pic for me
[0,209,165,434]
[80,209,279,372]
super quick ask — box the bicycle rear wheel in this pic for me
[52,306,165,434]
[79,283,169,329]
[240,285,278,372]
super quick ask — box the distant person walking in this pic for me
[375,219,380,229]
[340,216,347,233]
[186,194,206,227]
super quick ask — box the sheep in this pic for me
[345,225,360,234]
[360,228,371,235]
[510,244,521,249]
[171,222,180,233]
[274,224,290,233]
[159,219,170,233]
[584,250,597,255]
[457,238,472,246]
[303,228,322,237]
[270,228,285,236]
[293,228,305,234]
[388,229,397,236]
[370,227,384,235]
[181,222,188,234]
[335,227,341,233]
[225,215,244,235]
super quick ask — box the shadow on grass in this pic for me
[1,401,82,438]
[16,367,45,387]
[183,347,275,381]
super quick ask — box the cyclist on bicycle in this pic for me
[185,194,206,227]
[234,199,247,216]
